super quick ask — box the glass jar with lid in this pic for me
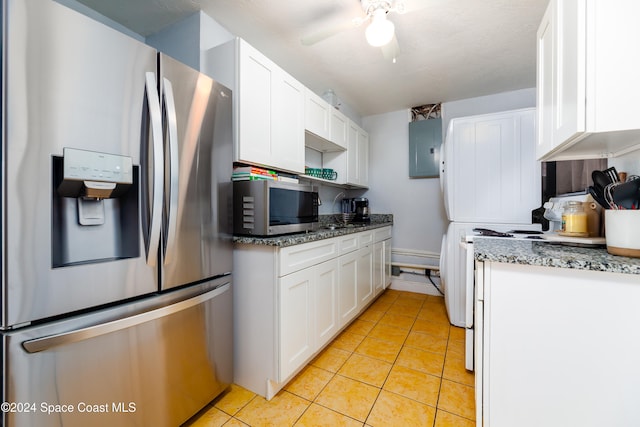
[562,201,588,235]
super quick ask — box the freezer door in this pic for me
[3,281,232,427]
[158,54,233,291]
[2,0,158,327]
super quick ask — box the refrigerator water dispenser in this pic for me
[52,148,140,268]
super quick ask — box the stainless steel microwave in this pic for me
[233,180,319,236]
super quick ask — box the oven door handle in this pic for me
[22,284,230,354]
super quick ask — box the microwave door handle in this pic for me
[144,72,163,267]
[22,284,231,354]
[162,77,179,265]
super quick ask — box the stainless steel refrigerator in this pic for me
[1,1,233,425]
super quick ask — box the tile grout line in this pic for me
[206,291,468,426]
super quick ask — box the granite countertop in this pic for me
[474,237,640,275]
[233,214,393,247]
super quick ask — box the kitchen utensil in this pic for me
[587,185,609,208]
[335,212,356,225]
[606,178,640,210]
[604,166,619,184]
[472,228,514,237]
[592,169,614,192]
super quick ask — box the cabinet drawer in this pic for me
[280,239,339,276]
[358,231,373,247]
[339,234,359,255]
[373,226,392,243]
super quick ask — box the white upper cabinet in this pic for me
[304,93,347,153]
[536,0,640,161]
[304,88,331,141]
[205,38,305,173]
[330,108,348,150]
[323,121,369,188]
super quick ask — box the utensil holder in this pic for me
[605,210,640,258]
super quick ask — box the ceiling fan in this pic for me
[301,0,418,62]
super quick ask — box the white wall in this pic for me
[363,110,446,269]
[146,12,234,72]
[608,151,640,176]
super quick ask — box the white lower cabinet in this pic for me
[477,261,640,427]
[279,268,315,381]
[233,226,391,399]
[279,258,339,380]
[373,241,391,295]
[315,259,340,348]
[338,249,358,328]
[357,247,373,308]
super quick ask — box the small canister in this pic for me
[562,201,588,236]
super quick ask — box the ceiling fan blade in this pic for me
[300,19,358,46]
[381,34,400,62]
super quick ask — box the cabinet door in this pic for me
[272,70,305,173]
[384,239,392,288]
[536,2,555,160]
[553,0,586,145]
[357,246,373,309]
[346,122,359,185]
[305,89,331,140]
[338,250,358,327]
[358,130,369,187]
[330,109,348,150]
[279,269,314,380]
[315,259,339,348]
[238,41,272,166]
[373,241,384,295]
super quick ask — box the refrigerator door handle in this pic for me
[145,72,164,267]
[162,77,179,265]
[22,283,231,354]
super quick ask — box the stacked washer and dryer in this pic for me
[439,108,542,370]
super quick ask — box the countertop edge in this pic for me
[233,215,393,248]
[474,238,640,275]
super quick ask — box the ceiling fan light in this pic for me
[365,11,395,47]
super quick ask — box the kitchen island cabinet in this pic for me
[233,222,392,400]
[474,238,640,427]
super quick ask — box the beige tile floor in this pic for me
[184,290,475,427]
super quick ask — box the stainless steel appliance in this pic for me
[233,180,319,236]
[1,1,233,425]
[342,197,370,223]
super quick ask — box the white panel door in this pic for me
[356,247,373,309]
[315,259,339,348]
[279,269,314,380]
[272,70,305,173]
[338,251,358,327]
[238,41,272,165]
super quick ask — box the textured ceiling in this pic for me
[73,0,549,117]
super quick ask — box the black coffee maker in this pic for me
[342,197,370,223]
